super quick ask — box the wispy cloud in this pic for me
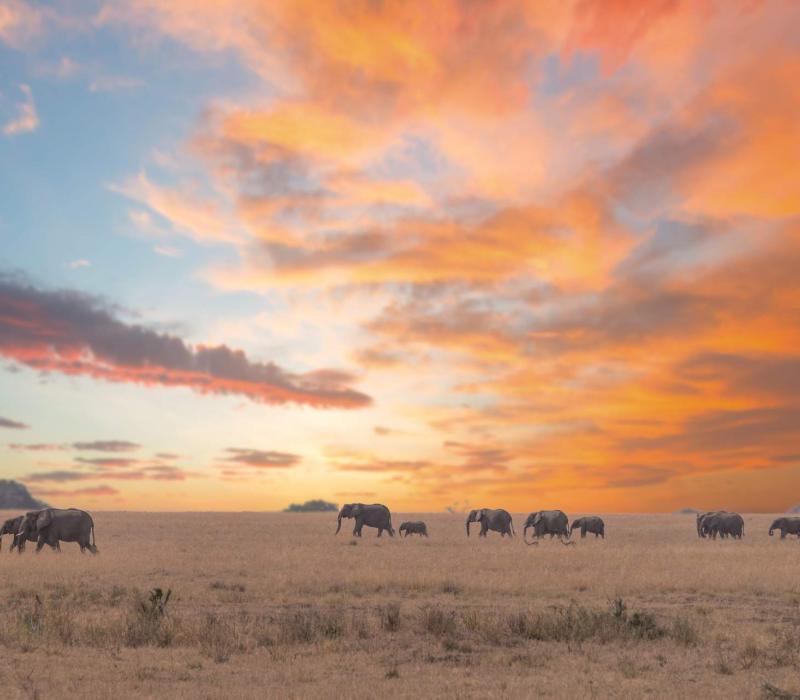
[3,84,39,136]
[0,416,28,430]
[73,440,140,452]
[223,448,301,468]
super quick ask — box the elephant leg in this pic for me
[377,528,383,537]
[35,538,46,553]
[781,531,787,539]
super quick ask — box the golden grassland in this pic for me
[0,511,799,699]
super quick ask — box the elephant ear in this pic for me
[532,512,542,525]
[37,509,53,529]
[351,504,362,517]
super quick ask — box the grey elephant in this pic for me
[702,511,744,539]
[696,511,725,538]
[465,508,514,537]
[769,517,800,539]
[523,510,569,541]
[570,516,604,538]
[17,508,98,553]
[0,515,40,553]
[335,503,394,537]
[398,521,428,537]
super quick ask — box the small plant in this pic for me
[199,613,237,663]
[440,580,463,595]
[124,588,174,648]
[714,656,734,675]
[380,603,402,632]
[671,615,699,647]
[421,606,457,637]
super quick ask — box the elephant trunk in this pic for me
[465,518,471,537]
[335,511,343,534]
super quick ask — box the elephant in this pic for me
[523,510,569,541]
[398,521,428,537]
[17,508,98,553]
[0,515,39,553]
[702,511,744,539]
[768,517,800,539]
[465,508,514,538]
[335,503,394,537]
[570,516,605,539]
[696,511,725,538]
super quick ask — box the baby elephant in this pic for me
[570,516,605,539]
[399,521,428,537]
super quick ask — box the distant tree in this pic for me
[674,507,700,515]
[284,499,338,513]
[0,480,47,509]
[788,504,800,513]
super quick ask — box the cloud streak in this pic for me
[0,416,28,429]
[0,274,370,408]
[3,84,39,136]
[223,448,301,468]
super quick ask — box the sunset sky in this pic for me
[1,1,798,512]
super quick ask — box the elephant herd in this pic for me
[334,503,800,543]
[1,503,799,555]
[0,508,97,554]
[336,503,604,542]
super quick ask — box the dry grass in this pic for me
[0,511,799,698]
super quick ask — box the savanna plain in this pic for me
[0,512,798,699]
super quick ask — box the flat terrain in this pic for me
[0,512,798,699]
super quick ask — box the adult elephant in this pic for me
[570,516,604,539]
[17,508,98,553]
[0,515,40,553]
[465,508,514,537]
[696,511,724,538]
[523,510,569,541]
[335,503,394,537]
[703,511,744,539]
[768,517,800,539]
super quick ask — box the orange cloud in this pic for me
[33,1,800,511]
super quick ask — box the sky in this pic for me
[1,0,798,513]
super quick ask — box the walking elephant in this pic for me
[702,511,744,539]
[335,503,394,537]
[16,508,98,553]
[523,510,569,541]
[696,511,724,538]
[570,516,604,539]
[769,517,800,539]
[465,508,514,537]
[399,521,428,537]
[1,515,39,553]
